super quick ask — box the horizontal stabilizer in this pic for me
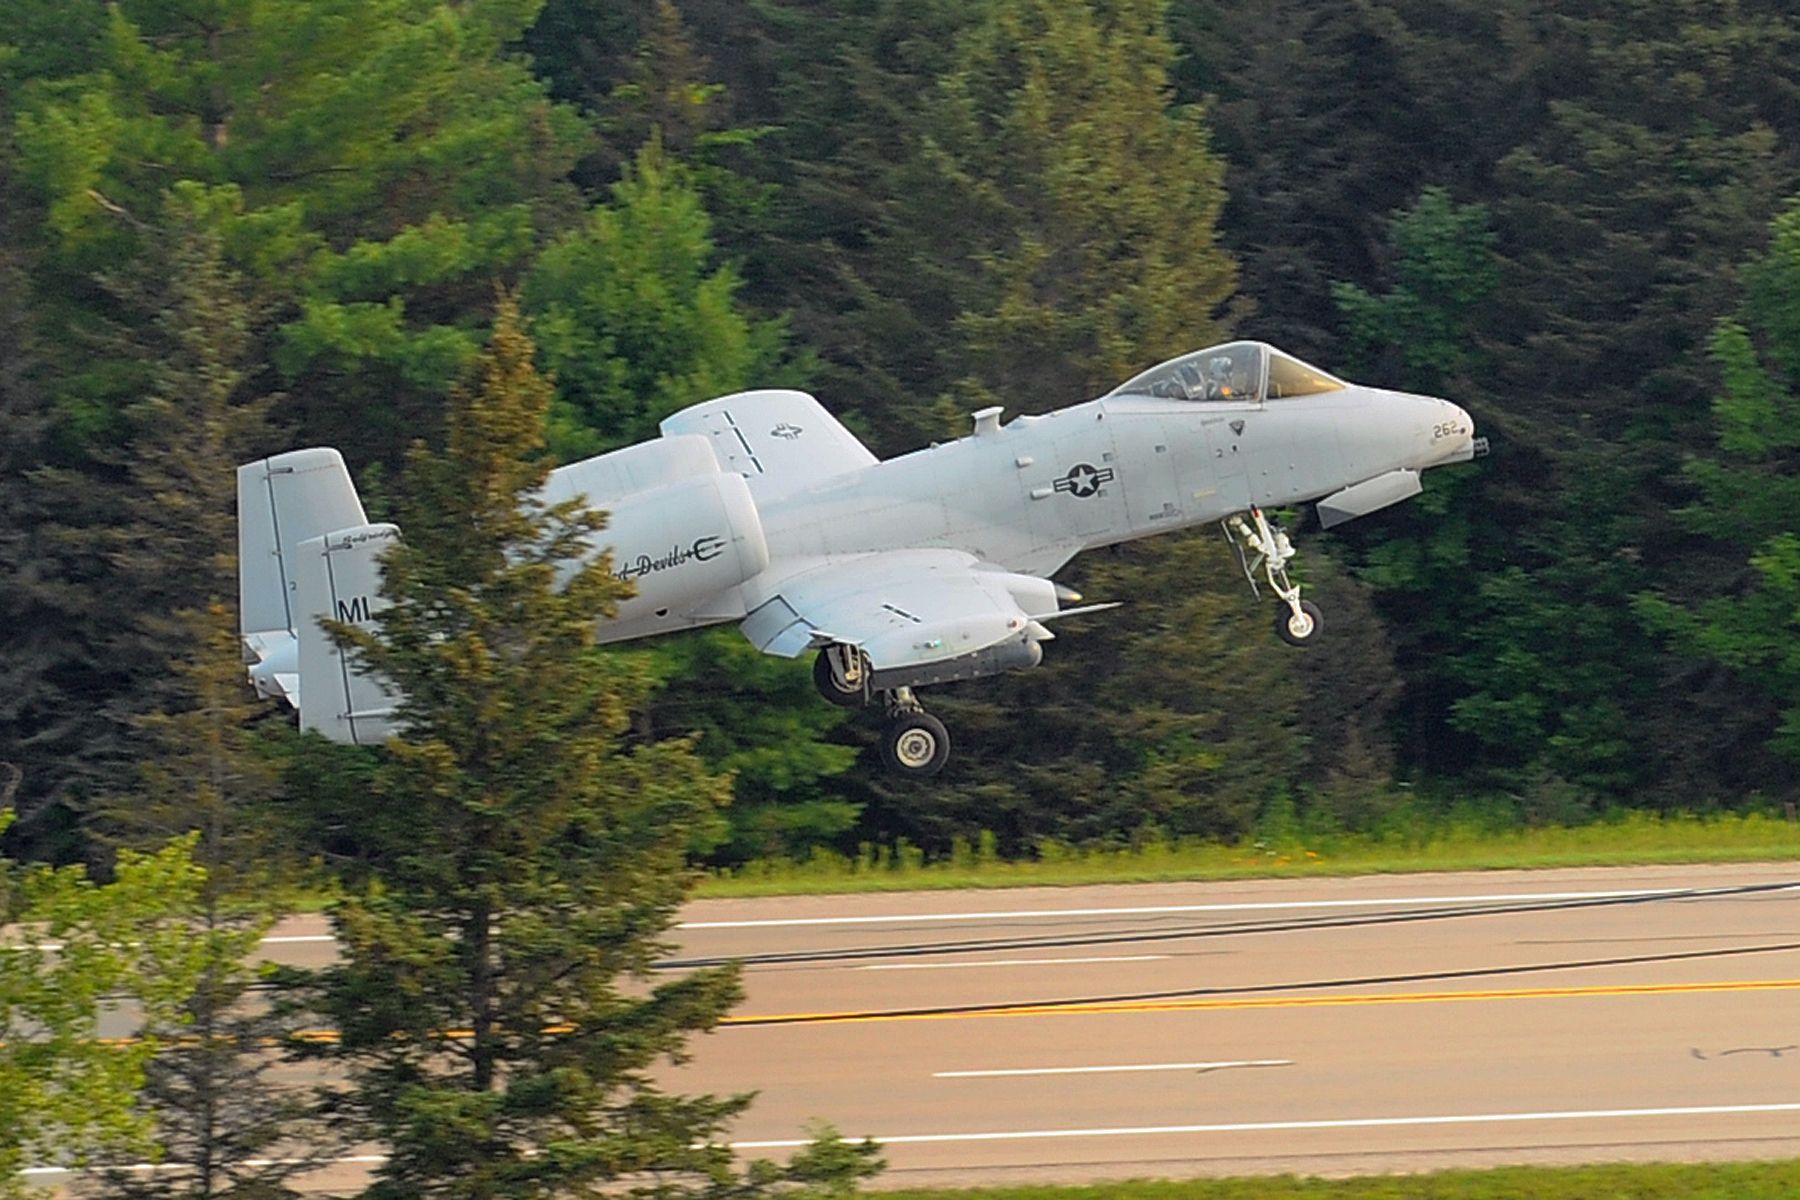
[1316,469,1422,530]
[244,629,300,705]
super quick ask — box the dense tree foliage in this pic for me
[11,0,1800,1187]
[525,140,789,458]
[1,827,211,1198]
[1641,201,1800,771]
[6,0,1800,868]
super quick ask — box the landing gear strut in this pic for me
[879,687,950,777]
[1226,507,1322,647]
[813,643,870,707]
[815,647,952,776]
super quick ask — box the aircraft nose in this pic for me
[1337,389,1483,477]
[1430,399,1483,465]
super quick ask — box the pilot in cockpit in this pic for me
[1119,341,1264,403]
[1205,352,1253,400]
[1176,362,1206,399]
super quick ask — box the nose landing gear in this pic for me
[1226,507,1323,647]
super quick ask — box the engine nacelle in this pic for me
[581,471,771,637]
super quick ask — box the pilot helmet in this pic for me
[1207,355,1236,398]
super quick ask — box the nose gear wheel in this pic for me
[1275,598,1323,646]
[1225,506,1322,647]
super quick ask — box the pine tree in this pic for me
[726,0,994,450]
[1326,188,1502,779]
[3,0,597,858]
[1168,0,1533,360]
[637,631,860,866]
[0,58,106,861]
[1639,200,1800,786]
[528,0,731,175]
[3,183,279,861]
[298,297,881,1197]
[930,0,1238,405]
[61,185,321,1199]
[1332,188,1499,394]
[525,139,790,457]
[86,613,319,1200]
[1291,554,1402,814]
[1449,0,1800,798]
[9,0,592,457]
[0,159,82,861]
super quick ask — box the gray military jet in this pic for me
[238,340,1483,776]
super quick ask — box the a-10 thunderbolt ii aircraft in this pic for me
[238,340,1485,776]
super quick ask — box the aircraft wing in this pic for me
[660,389,877,501]
[740,550,1051,671]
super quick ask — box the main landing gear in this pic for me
[880,689,951,777]
[1226,506,1323,647]
[814,645,952,778]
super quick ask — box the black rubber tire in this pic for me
[813,650,868,707]
[880,712,952,777]
[1274,599,1323,647]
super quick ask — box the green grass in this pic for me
[873,1160,1800,1200]
[695,811,1800,898]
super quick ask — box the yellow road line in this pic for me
[719,977,1800,1027]
[82,978,1800,1048]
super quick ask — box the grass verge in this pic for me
[696,811,1800,898]
[873,1160,1800,1200]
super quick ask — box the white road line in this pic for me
[935,1059,1292,1078]
[17,933,336,953]
[676,888,1739,930]
[30,1102,1800,1175]
[730,1101,1800,1148]
[30,882,1783,952]
[22,1155,389,1178]
[860,954,1169,971]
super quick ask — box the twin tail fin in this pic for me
[236,449,398,745]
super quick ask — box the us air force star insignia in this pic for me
[1053,462,1115,498]
[770,422,804,440]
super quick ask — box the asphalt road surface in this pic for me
[36,862,1800,1190]
[663,862,1800,1186]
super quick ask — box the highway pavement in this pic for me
[35,862,1800,1190]
[662,862,1800,1186]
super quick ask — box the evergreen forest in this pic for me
[6,0,1800,875]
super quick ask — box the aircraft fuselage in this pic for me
[749,385,1476,586]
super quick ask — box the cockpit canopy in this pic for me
[1105,341,1346,403]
